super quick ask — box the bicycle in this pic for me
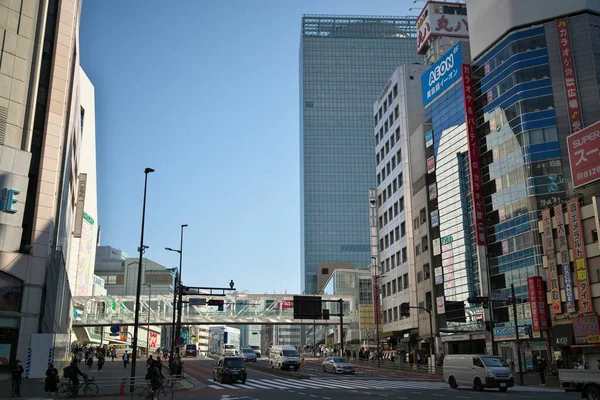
[131,379,173,400]
[57,376,98,398]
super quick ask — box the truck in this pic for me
[208,325,240,356]
[559,369,600,399]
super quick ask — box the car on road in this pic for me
[269,345,300,371]
[249,345,262,358]
[213,356,247,384]
[322,357,355,374]
[185,344,198,357]
[242,348,257,362]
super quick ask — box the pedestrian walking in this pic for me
[97,355,105,371]
[111,347,116,361]
[45,363,59,396]
[538,357,547,386]
[86,350,94,368]
[11,359,24,398]
[123,350,130,369]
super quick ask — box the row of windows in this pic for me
[382,273,409,298]
[380,217,406,250]
[377,148,402,185]
[489,64,550,102]
[377,127,401,170]
[379,196,405,230]
[378,172,403,208]
[375,104,400,145]
[480,33,546,80]
[381,247,409,274]
[374,83,399,125]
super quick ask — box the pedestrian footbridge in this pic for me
[71,293,356,327]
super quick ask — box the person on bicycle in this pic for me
[67,360,87,397]
[147,359,164,393]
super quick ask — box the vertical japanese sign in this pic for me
[567,198,593,313]
[557,18,583,133]
[527,277,541,333]
[461,64,486,246]
[536,276,549,331]
[541,208,562,314]
[555,204,576,313]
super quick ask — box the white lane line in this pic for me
[323,397,332,400]
[206,384,223,389]
[397,397,408,400]
[432,394,444,397]
[412,392,423,395]
[456,396,471,399]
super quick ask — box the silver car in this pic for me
[322,356,355,374]
[242,348,257,362]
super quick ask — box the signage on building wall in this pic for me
[422,42,463,107]
[434,267,443,284]
[541,208,562,314]
[527,276,549,334]
[567,119,600,188]
[554,204,576,313]
[428,183,438,200]
[416,2,469,55]
[432,238,441,256]
[527,277,541,333]
[73,173,87,238]
[556,18,584,134]
[573,315,600,344]
[436,296,445,314]
[430,210,439,228]
[0,188,20,214]
[567,198,593,313]
[493,323,530,341]
[427,156,436,173]
[425,130,434,147]
[149,332,158,348]
[278,300,294,309]
[461,64,486,246]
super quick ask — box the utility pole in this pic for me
[338,299,344,356]
[170,270,178,358]
[511,284,524,385]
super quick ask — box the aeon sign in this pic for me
[422,42,463,107]
[0,188,19,214]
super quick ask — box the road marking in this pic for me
[456,397,471,399]
[412,392,423,395]
[309,395,317,398]
[396,397,408,400]
[432,394,444,397]
[323,397,332,399]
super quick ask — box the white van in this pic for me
[443,354,514,392]
[269,345,300,371]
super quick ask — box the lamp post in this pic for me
[170,269,178,359]
[144,284,152,357]
[166,224,188,357]
[131,167,154,389]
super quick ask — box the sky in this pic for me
[79,0,419,295]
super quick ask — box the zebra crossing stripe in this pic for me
[206,378,449,391]
[243,381,273,389]
[207,385,223,390]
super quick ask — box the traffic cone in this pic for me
[119,379,125,396]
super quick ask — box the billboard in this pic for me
[416,1,469,55]
[554,204,576,313]
[556,18,583,134]
[567,119,600,188]
[422,42,463,107]
[527,276,542,333]
[541,208,562,314]
[462,64,486,246]
[75,215,95,297]
[567,199,593,313]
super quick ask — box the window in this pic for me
[387,282,391,296]
[386,258,391,272]
[403,273,409,289]
[388,309,392,323]
[401,222,406,237]
[592,229,598,242]
[425,291,432,311]
[382,284,386,297]
[321,268,329,274]
[392,179,397,192]
[402,247,408,263]
[393,307,398,321]
[394,202,399,217]
[396,251,401,266]
[416,244,421,256]
[392,280,397,294]
[423,263,430,280]
[417,271,423,282]
[394,226,400,241]
[383,310,387,323]
[396,149,402,161]
[420,208,426,223]
[395,128,400,142]
[398,172,403,187]
[106,275,117,284]
[397,276,402,290]
[400,197,405,212]
[422,235,429,251]
[394,105,399,119]
[391,254,395,269]
[393,83,398,97]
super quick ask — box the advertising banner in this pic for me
[541,208,555,257]
[567,119,600,188]
[436,296,446,314]
[573,315,600,344]
[430,210,439,228]
[567,198,593,313]
[535,276,549,331]
[426,130,434,147]
[422,42,463,107]
[427,156,436,173]
[555,204,576,313]
[527,276,541,333]
[429,183,438,200]
[416,2,468,55]
[556,18,584,134]
[541,208,561,314]
[461,64,486,246]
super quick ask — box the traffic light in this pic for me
[400,302,410,317]
[208,299,225,311]
[481,297,490,309]
[467,296,490,308]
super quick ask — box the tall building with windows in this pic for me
[300,15,422,294]
[468,0,600,367]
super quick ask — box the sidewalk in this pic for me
[0,358,192,399]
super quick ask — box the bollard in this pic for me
[119,378,125,396]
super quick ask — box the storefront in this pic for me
[442,333,486,355]
[571,315,600,367]
[0,272,23,370]
[552,323,574,368]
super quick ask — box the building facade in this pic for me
[0,0,85,367]
[373,64,429,357]
[300,15,421,294]
[468,0,600,368]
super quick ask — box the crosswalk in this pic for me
[206,378,448,391]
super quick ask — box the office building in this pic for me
[0,0,85,367]
[300,15,422,294]
[373,64,430,358]
[468,0,600,368]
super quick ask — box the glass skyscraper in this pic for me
[300,15,421,294]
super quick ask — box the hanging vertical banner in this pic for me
[527,276,541,333]
[462,64,486,245]
[541,208,561,314]
[535,276,549,331]
[556,18,583,133]
[555,204,576,313]
[72,173,87,238]
[567,198,593,313]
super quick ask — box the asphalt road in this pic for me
[173,357,579,400]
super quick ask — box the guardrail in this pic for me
[68,375,185,396]
[306,355,443,377]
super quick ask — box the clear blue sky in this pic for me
[80,0,417,295]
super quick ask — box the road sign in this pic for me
[110,325,120,334]
[190,298,206,306]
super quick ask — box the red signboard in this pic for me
[278,300,294,309]
[557,18,584,134]
[461,64,486,246]
[527,276,541,332]
[567,119,600,188]
[536,276,549,331]
[373,276,382,324]
[149,332,158,348]
[567,198,593,313]
[416,1,469,54]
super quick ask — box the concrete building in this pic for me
[0,0,86,367]
[300,15,422,295]
[467,0,600,369]
[373,64,430,357]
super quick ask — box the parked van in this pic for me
[443,354,514,392]
[269,345,300,371]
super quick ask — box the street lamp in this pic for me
[144,284,152,357]
[166,224,188,358]
[131,167,154,389]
